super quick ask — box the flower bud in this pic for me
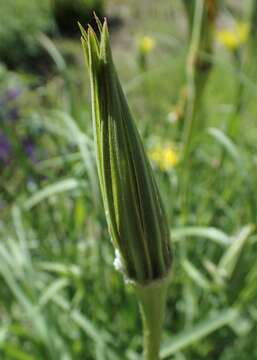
[80,19,172,285]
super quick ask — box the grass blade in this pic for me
[161,308,239,358]
[39,278,70,308]
[24,178,80,210]
[207,127,242,165]
[182,259,211,290]
[218,225,254,278]
[171,226,230,246]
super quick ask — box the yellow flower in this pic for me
[139,36,156,54]
[216,22,250,50]
[149,144,178,172]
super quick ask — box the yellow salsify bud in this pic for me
[80,19,172,285]
[80,18,172,360]
[216,22,250,51]
[139,36,156,54]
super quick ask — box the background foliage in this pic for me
[0,0,257,359]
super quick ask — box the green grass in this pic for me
[1,1,257,359]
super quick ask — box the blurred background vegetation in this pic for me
[0,0,257,359]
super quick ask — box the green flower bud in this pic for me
[80,19,172,285]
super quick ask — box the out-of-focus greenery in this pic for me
[1,0,257,359]
[0,0,104,69]
[53,0,104,35]
[0,0,54,68]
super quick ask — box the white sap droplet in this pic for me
[113,248,123,272]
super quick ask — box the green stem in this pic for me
[250,0,257,42]
[179,0,205,239]
[182,0,205,162]
[133,274,171,360]
[227,51,244,138]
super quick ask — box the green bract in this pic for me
[80,19,172,285]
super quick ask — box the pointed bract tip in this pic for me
[99,19,111,62]
[78,22,87,40]
[93,12,103,32]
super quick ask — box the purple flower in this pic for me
[0,132,11,162]
[0,88,22,123]
[6,88,22,102]
[0,97,4,107]
[7,108,19,121]
[22,137,37,163]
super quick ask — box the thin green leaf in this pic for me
[24,178,80,210]
[3,344,36,360]
[37,152,81,169]
[37,262,81,277]
[0,325,8,346]
[38,34,66,72]
[161,308,239,358]
[39,278,70,308]
[182,259,211,290]
[53,295,106,345]
[56,112,99,207]
[207,127,242,164]
[218,225,254,278]
[12,206,31,266]
[171,226,230,246]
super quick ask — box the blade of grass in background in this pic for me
[24,178,80,210]
[172,226,231,246]
[218,225,254,279]
[160,308,239,358]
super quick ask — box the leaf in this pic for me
[74,196,87,230]
[0,253,33,313]
[202,260,225,287]
[0,254,50,348]
[207,127,242,165]
[37,152,81,170]
[12,206,31,266]
[3,344,37,360]
[38,278,70,308]
[56,112,99,207]
[171,227,230,246]
[24,178,80,210]
[182,259,211,290]
[229,315,253,336]
[0,325,8,346]
[160,308,239,358]
[38,34,66,72]
[52,294,107,345]
[37,262,81,277]
[218,225,254,278]
[238,257,257,305]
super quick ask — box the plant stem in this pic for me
[133,274,171,360]
[227,51,244,139]
[179,0,205,244]
[182,0,205,162]
[180,0,218,227]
